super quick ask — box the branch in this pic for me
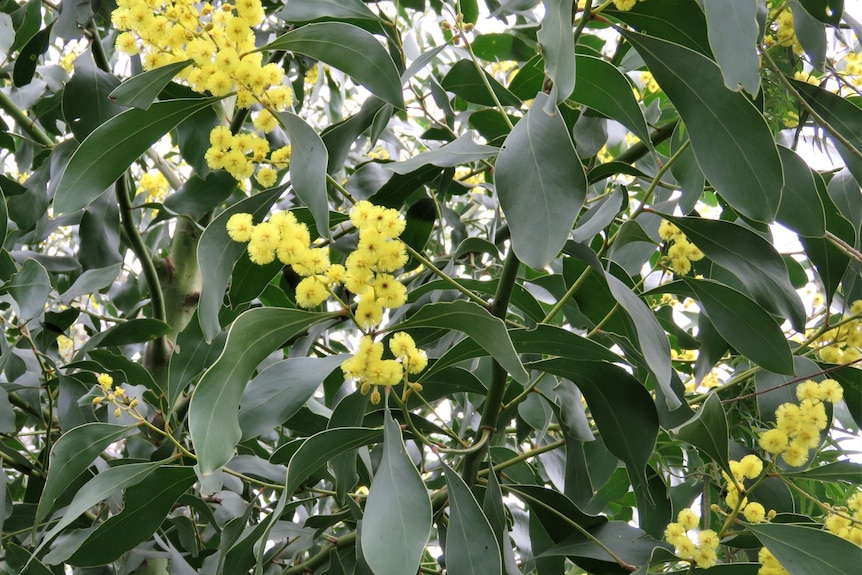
[0,90,54,148]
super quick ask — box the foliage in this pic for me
[0,0,860,573]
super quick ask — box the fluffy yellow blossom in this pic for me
[744,502,766,523]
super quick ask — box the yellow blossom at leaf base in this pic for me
[743,502,766,523]
[758,547,790,575]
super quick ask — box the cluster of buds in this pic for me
[815,300,862,364]
[91,373,141,420]
[759,378,842,467]
[658,220,704,275]
[341,332,428,404]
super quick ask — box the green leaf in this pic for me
[361,411,432,575]
[826,168,861,243]
[776,146,826,237]
[0,188,6,247]
[785,461,862,482]
[62,55,124,142]
[607,0,711,55]
[572,186,624,243]
[108,60,194,109]
[74,318,170,359]
[386,133,498,174]
[683,278,794,375]
[189,307,334,475]
[798,0,843,25]
[36,460,166,553]
[273,427,381,490]
[53,97,220,213]
[754,356,824,426]
[748,523,862,575]
[495,92,587,270]
[703,0,761,95]
[197,187,282,342]
[675,393,730,475]
[571,55,651,144]
[529,359,659,497]
[274,112,330,236]
[792,0,827,70]
[483,470,521,575]
[10,0,41,54]
[395,300,528,384]
[667,216,806,331]
[604,273,676,410]
[35,423,136,527]
[279,0,382,22]
[505,484,606,538]
[261,22,403,108]
[2,258,50,321]
[538,0,575,110]
[540,521,671,571]
[441,59,521,107]
[441,463,502,575]
[622,30,783,222]
[68,466,196,566]
[163,170,237,218]
[238,355,345,440]
[791,79,862,186]
[59,264,121,305]
[13,22,51,88]
[168,311,226,412]
[471,33,534,62]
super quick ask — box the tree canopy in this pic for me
[0,0,860,573]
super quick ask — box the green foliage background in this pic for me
[0,0,860,573]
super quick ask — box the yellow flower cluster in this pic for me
[663,508,720,568]
[92,373,140,419]
[341,332,428,404]
[758,547,789,575]
[659,220,704,275]
[816,300,862,364]
[719,454,766,515]
[205,124,290,185]
[139,171,169,203]
[844,52,862,88]
[226,201,409,328]
[824,492,862,546]
[758,378,842,467]
[612,0,647,11]
[772,7,803,53]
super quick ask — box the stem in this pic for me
[0,90,54,147]
[326,173,357,204]
[826,231,862,265]
[461,249,520,484]
[402,243,491,309]
[458,22,514,130]
[761,48,862,162]
[613,120,679,166]
[543,265,592,324]
[280,532,357,575]
[626,139,690,222]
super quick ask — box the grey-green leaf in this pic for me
[826,168,861,244]
[260,22,403,108]
[386,133,498,175]
[675,393,730,475]
[442,463,503,575]
[108,60,194,109]
[189,307,334,475]
[361,411,432,575]
[538,0,575,111]
[703,0,761,95]
[275,112,330,236]
[776,146,826,237]
[279,0,381,22]
[2,258,50,321]
[622,30,783,222]
[495,92,587,270]
[748,523,862,575]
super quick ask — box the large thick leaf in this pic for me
[35,423,136,527]
[197,187,282,342]
[36,460,166,552]
[2,258,50,321]
[571,55,651,144]
[784,461,862,482]
[385,133,498,174]
[274,112,330,236]
[776,146,825,237]
[702,0,760,95]
[189,308,334,476]
[271,427,382,487]
[59,264,121,305]
[667,216,806,331]
[495,92,587,269]
[675,393,730,475]
[441,59,521,107]
[798,0,843,24]
[279,0,381,22]
[622,31,783,222]
[791,79,862,186]
[540,521,671,572]
[53,97,219,213]
[442,463,502,575]
[261,22,403,108]
[748,523,862,575]
[826,168,861,243]
[683,279,794,374]
[538,0,575,111]
[68,466,196,566]
[528,359,659,499]
[109,61,194,109]
[607,0,711,55]
[394,300,528,384]
[361,411,432,575]
[238,355,345,440]
[62,55,124,141]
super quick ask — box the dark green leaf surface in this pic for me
[441,59,521,107]
[622,30,783,221]
[607,0,711,55]
[35,423,136,526]
[108,61,194,109]
[275,112,330,235]
[826,168,861,243]
[749,523,862,575]
[798,0,843,25]
[279,0,381,22]
[675,393,730,474]
[361,411,432,575]
[62,56,124,141]
[261,23,403,108]
[189,308,334,475]
[495,92,587,269]
[2,258,50,321]
[53,97,219,213]
[538,0,575,110]
[442,463,502,575]
[395,300,528,384]
[703,0,761,95]
[785,461,862,482]
[776,146,826,237]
